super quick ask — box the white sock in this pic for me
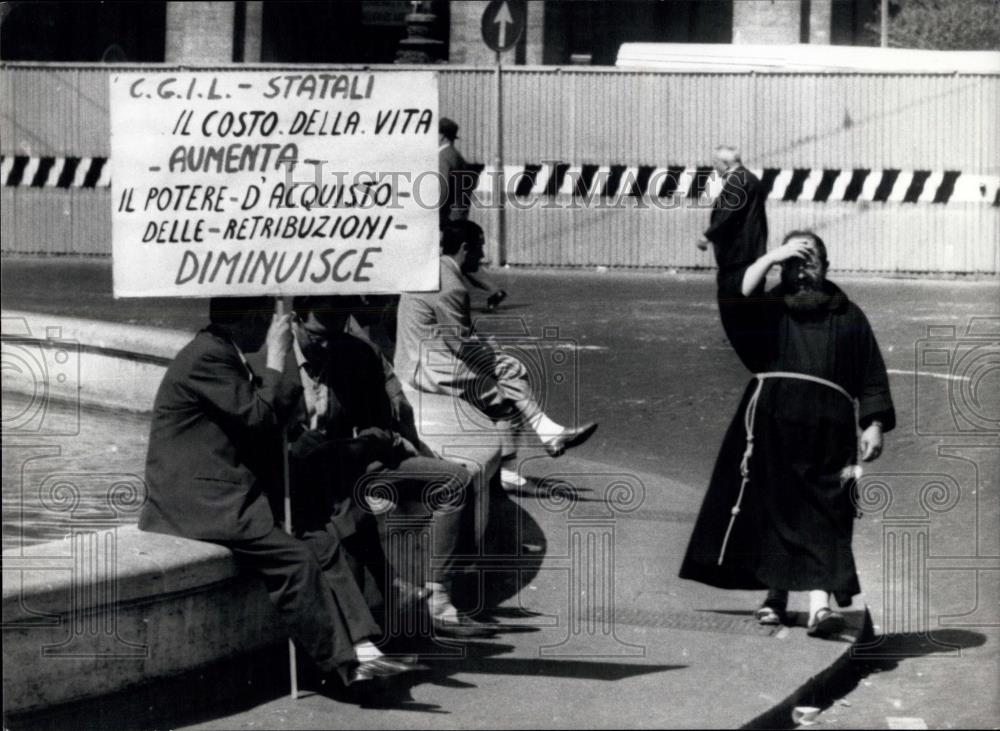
[426,581,458,620]
[526,411,564,442]
[500,467,526,486]
[808,590,830,620]
[353,639,382,663]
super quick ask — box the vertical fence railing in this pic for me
[2,63,997,273]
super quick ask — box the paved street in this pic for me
[2,259,997,728]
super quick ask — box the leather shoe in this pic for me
[431,614,498,638]
[485,289,508,312]
[806,608,846,638]
[754,605,786,626]
[345,657,428,686]
[544,422,598,457]
[389,579,430,610]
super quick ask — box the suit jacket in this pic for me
[704,165,769,274]
[439,143,471,225]
[394,256,496,397]
[140,326,302,541]
[257,333,398,539]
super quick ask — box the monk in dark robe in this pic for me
[679,231,895,638]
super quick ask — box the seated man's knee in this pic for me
[282,539,323,574]
[243,533,324,594]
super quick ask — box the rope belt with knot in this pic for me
[716,371,859,567]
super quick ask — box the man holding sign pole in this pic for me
[140,298,424,689]
[116,68,441,691]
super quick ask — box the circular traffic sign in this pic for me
[481,0,526,53]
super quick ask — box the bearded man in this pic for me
[679,231,895,637]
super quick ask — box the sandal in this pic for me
[754,605,785,626]
[806,607,845,637]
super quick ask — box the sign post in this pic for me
[481,0,525,267]
[494,50,505,267]
[111,70,440,698]
[275,296,297,699]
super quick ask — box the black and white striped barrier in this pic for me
[471,163,1000,205]
[3,155,998,205]
[1,155,109,189]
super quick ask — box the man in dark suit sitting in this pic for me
[278,295,496,638]
[140,296,422,687]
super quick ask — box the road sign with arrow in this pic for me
[481,0,525,53]
[480,0,526,266]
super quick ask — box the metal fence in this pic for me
[2,63,998,273]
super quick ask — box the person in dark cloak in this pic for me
[697,145,769,289]
[679,231,895,637]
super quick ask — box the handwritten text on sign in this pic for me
[110,71,440,297]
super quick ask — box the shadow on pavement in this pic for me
[308,637,687,714]
[4,484,560,729]
[503,476,602,504]
[364,638,685,711]
[756,628,989,729]
[4,643,295,731]
[453,480,548,610]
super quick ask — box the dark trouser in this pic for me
[363,455,473,585]
[299,517,390,616]
[215,527,381,673]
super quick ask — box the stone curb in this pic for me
[743,607,875,729]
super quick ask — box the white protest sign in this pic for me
[110,71,440,297]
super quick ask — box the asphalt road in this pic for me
[5,259,996,485]
[2,258,998,728]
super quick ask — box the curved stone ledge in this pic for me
[1,309,189,414]
[1,310,191,361]
[2,525,281,715]
[1,309,504,715]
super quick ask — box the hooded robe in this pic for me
[679,275,895,606]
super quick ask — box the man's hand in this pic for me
[265,313,293,372]
[289,428,328,461]
[397,436,420,458]
[357,426,395,448]
[767,239,813,265]
[354,426,397,463]
[741,239,815,295]
[696,235,710,251]
[860,422,884,462]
